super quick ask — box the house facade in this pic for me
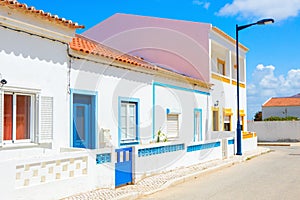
[262,94,300,119]
[0,2,256,199]
[83,13,249,138]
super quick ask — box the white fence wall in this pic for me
[0,148,114,200]
[134,140,222,182]
[248,121,300,142]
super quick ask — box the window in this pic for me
[240,116,244,131]
[119,98,139,145]
[4,93,33,143]
[212,109,219,131]
[194,109,202,142]
[217,59,226,76]
[224,115,231,131]
[239,110,245,131]
[167,114,179,138]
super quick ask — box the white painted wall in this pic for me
[248,121,300,142]
[262,106,300,119]
[153,80,209,144]
[242,136,257,152]
[0,25,69,149]
[210,78,247,132]
[70,55,211,148]
[70,57,154,147]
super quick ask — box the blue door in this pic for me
[115,147,133,187]
[73,104,90,148]
[73,94,94,149]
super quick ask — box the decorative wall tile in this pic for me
[138,144,185,157]
[96,153,111,164]
[15,156,88,188]
[187,142,221,152]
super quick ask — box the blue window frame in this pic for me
[118,97,140,146]
[194,108,202,142]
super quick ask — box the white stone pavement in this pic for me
[62,147,270,200]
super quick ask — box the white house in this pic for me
[0,2,256,199]
[262,94,300,120]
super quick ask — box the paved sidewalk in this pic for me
[62,147,270,200]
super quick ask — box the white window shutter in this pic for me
[39,96,53,143]
[0,90,3,146]
[167,114,179,138]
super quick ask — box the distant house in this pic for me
[262,94,300,119]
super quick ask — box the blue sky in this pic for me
[21,0,300,119]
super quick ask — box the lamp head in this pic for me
[257,18,275,25]
[1,79,7,85]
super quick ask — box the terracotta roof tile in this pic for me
[0,0,84,29]
[70,35,212,89]
[69,36,158,71]
[263,97,300,107]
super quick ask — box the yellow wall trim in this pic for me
[240,109,245,116]
[243,132,257,139]
[211,73,230,84]
[223,108,233,115]
[232,80,246,88]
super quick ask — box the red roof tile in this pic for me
[263,97,300,107]
[69,35,158,71]
[0,0,84,29]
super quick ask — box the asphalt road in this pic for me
[139,146,300,200]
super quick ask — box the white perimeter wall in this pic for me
[248,121,300,142]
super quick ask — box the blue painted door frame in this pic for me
[71,90,97,149]
[115,147,133,187]
[194,108,203,142]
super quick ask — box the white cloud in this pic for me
[247,64,300,119]
[286,69,300,88]
[193,0,210,10]
[217,0,300,21]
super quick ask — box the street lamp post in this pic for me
[236,18,274,155]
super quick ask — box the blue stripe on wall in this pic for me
[187,141,221,152]
[228,139,234,145]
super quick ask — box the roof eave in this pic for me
[212,26,249,52]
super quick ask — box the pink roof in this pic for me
[82,13,211,82]
[69,35,211,89]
